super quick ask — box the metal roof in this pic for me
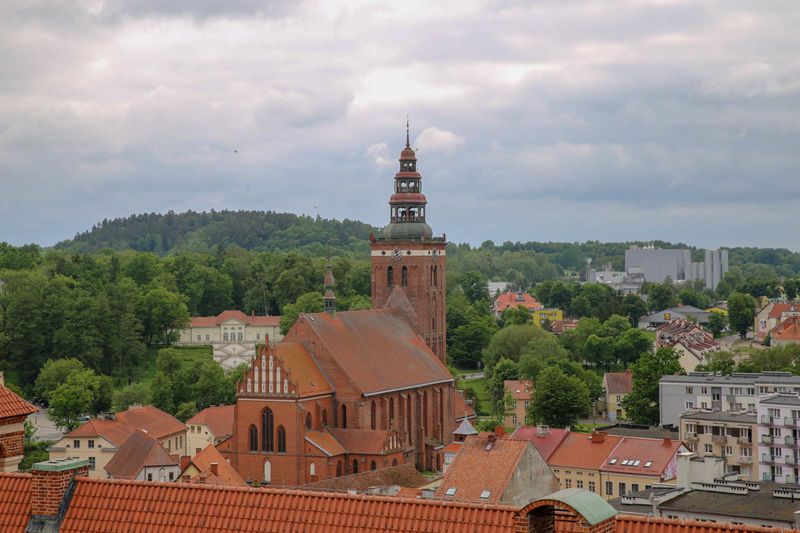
[543,488,618,525]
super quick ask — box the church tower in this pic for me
[371,123,447,364]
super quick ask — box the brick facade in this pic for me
[31,462,90,517]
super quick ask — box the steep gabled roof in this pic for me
[190,310,280,328]
[510,427,570,461]
[328,427,399,455]
[0,385,37,420]
[434,432,529,504]
[601,437,685,478]
[186,404,234,439]
[0,472,31,533]
[182,444,247,486]
[772,316,800,341]
[63,405,185,446]
[494,291,542,313]
[383,286,418,321]
[305,429,347,457]
[104,430,178,479]
[293,309,452,396]
[58,478,519,533]
[604,371,633,394]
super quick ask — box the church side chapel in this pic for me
[219,128,470,486]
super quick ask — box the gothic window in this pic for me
[401,266,407,287]
[310,462,316,476]
[389,398,395,426]
[264,461,271,484]
[261,408,274,452]
[371,400,377,430]
[305,412,312,429]
[249,425,258,451]
[322,409,327,426]
[371,460,377,471]
[277,426,286,453]
[392,458,398,467]
[341,405,347,428]
[336,460,342,477]
[352,460,359,474]
[388,267,394,287]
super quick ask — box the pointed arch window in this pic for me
[371,460,377,471]
[371,400,377,430]
[305,412,312,429]
[388,266,394,287]
[341,405,347,428]
[389,398,395,426]
[261,408,274,452]
[401,266,407,287]
[322,409,328,426]
[352,460,359,474]
[249,424,258,451]
[277,425,286,453]
[336,460,343,477]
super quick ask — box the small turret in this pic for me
[324,261,336,317]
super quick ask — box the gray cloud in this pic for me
[1,0,799,249]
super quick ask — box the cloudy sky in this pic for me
[1,0,799,249]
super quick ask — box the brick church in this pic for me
[218,129,472,486]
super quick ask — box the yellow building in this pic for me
[48,405,187,479]
[602,371,633,422]
[186,404,234,456]
[503,380,533,427]
[532,308,563,327]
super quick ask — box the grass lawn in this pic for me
[125,345,214,387]
[463,377,492,417]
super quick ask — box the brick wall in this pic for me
[31,464,90,517]
[0,430,24,458]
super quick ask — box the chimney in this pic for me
[625,369,632,375]
[29,458,90,525]
[0,371,4,386]
[663,437,672,446]
[536,425,550,437]
[210,462,219,476]
[180,455,191,471]
[495,426,506,439]
[487,433,497,443]
[590,432,606,443]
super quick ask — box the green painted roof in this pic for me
[32,458,90,472]
[543,488,617,525]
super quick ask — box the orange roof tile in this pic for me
[442,442,463,453]
[305,429,347,456]
[184,444,247,486]
[59,478,519,533]
[300,464,428,493]
[274,342,335,397]
[0,386,37,420]
[294,309,453,396]
[504,380,534,400]
[328,427,396,455]
[434,433,529,504]
[104,430,178,479]
[601,437,685,477]
[190,310,280,328]
[0,472,31,533]
[454,391,477,421]
[547,432,622,470]
[768,303,797,319]
[613,514,800,533]
[494,291,542,313]
[64,405,186,446]
[604,371,633,394]
[772,316,800,341]
[510,427,570,461]
[187,405,234,439]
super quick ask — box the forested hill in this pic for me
[54,210,380,256]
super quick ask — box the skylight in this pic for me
[644,461,653,468]
[620,459,629,465]
[609,458,618,464]
[480,490,491,499]
[633,460,641,466]
[445,488,457,496]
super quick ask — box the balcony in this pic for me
[786,435,797,446]
[762,453,779,464]
[685,432,698,441]
[785,417,800,428]
[739,455,753,464]
[737,436,751,444]
[712,434,727,444]
[762,435,774,444]
[786,456,798,466]
[761,415,778,425]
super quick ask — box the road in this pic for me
[28,408,63,443]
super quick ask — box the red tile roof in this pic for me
[0,385,37,420]
[613,514,800,533]
[772,316,800,341]
[494,291,542,313]
[604,371,633,394]
[295,309,453,396]
[305,429,347,456]
[769,303,798,319]
[504,380,534,401]
[59,478,519,533]
[434,432,529,504]
[551,319,579,333]
[328,427,399,455]
[0,472,31,533]
[186,405,234,439]
[300,464,428,493]
[454,391,477,421]
[64,405,186,446]
[183,444,247,487]
[601,437,685,478]
[190,310,280,328]
[104,430,178,479]
[274,342,335,397]
[510,427,570,461]
[547,432,622,470]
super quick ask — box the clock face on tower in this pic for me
[391,247,402,261]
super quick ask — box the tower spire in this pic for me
[323,257,336,318]
[406,115,410,148]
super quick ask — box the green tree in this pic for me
[449,309,496,368]
[482,324,546,370]
[527,366,590,427]
[489,357,520,418]
[647,282,677,312]
[707,311,727,337]
[175,401,199,422]
[728,292,756,339]
[459,270,490,304]
[137,286,190,344]
[622,347,682,425]
[279,291,324,334]
[112,382,151,411]
[150,372,175,414]
[34,358,85,402]
[501,304,533,327]
[48,369,112,431]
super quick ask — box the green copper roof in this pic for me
[32,458,90,472]
[542,488,617,525]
